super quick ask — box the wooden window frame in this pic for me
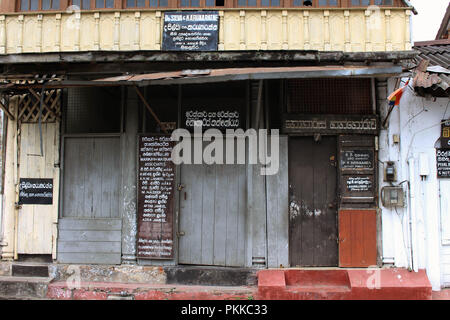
[9,0,406,11]
[19,0,63,11]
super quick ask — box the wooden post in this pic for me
[120,87,139,264]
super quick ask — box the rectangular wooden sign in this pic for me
[437,148,450,178]
[162,11,219,51]
[18,178,53,205]
[282,114,378,134]
[137,135,175,259]
[341,149,374,169]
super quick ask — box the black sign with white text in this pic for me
[19,178,53,205]
[162,11,219,51]
[437,148,450,178]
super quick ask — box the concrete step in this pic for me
[47,281,257,300]
[0,276,52,299]
[257,268,433,300]
[11,263,50,277]
[164,266,258,287]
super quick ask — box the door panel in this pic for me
[17,123,60,256]
[289,136,338,267]
[178,138,246,267]
[57,136,121,264]
[339,210,377,267]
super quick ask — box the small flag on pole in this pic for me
[388,80,409,106]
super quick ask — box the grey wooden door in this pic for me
[288,136,338,267]
[178,160,246,267]
[57,136,122,264]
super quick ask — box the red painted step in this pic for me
[257,268,432,300]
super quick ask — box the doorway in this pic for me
[288,136,338,266]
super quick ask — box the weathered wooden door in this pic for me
[289,136,338,266]
[17,123,60,258]
[57,136,122,264]
[178,138,246,266]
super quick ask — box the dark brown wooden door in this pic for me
[289,136,338,266]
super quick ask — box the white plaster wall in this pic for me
[379,77,449,290]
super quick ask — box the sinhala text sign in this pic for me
[162,11,219,51]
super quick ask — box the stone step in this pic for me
[11,263,50,277]
[164,266,258,287]
[0,276,52,299]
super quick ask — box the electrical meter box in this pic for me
[381,186,405,208]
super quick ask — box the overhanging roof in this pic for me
[0,65,403,92]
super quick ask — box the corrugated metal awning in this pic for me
[94,65,403,86]
[1,65,403,91]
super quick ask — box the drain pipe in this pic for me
[407,157,418,272]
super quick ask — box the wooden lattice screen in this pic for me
[18,89,62,123]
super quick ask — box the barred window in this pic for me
[20,0,59,10]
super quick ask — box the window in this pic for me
[318,0,337,6]
[20,0,59,10]
[261,0,280,6]
[238,0,257,7]
[127,0,145,6]
[95,0,114,8]
[351,0,371,5]
[180,0,200,7]
[71,0,92,9]
[374,0,393,5]
[292,0,313,6]
[205,0,225,6]
[126,0,168,7]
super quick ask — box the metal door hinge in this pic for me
[177,231,185,237]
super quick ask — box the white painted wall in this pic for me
[379,77,450,290]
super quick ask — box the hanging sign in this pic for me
[137,135,175,259]
[162,11,219,51]
[441,119,450,149]
[437,148,450,178]
[18,178,53,205]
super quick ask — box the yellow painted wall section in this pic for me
[0,8,412,54]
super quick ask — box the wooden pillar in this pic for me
[1,97,19,260]
[120,87,139,264]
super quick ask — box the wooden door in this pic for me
[17,123,60,257]
[289,136,338,267]
[339,209,377,267]
[57,136,122,264]
[178,139,246,267]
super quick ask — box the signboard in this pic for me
[341,150,374,169]
[437,148,450,178]
[441,119,450,149]
[345,176,373,192]
[282,114,378,134]
[18,178,53,205]
[338,135,376,207]
[137,135,175,259]
[162,11,219,51]
[184,109,241,131]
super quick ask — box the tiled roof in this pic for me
[412,41,450,96]
[413,43,450,69]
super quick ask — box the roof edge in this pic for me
[402,0,418,15]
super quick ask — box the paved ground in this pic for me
[432,289,450,300]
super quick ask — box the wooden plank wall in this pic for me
[57,218,122,264]
[339,209,377,267]
[62,137,120,218]
[17,122,60,255]
[179,138,246,267]
[266,136,289,268]
[440,180,450,287]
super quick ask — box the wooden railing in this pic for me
[0,8,412,54]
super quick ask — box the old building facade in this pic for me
[1,0,438,293]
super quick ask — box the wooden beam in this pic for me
[0,97,15,121]
[133,86,168,134]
